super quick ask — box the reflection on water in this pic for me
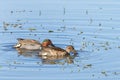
[40,55,74,64]
[16,48,40,57]
[15,47,75,64]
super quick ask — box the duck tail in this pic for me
[17,38,24,41]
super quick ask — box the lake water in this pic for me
[0,0,120,80]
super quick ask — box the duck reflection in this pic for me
[15,48,40,57]
[39,55,76,64]
[15,48,77,64]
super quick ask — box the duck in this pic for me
[39,45,77,57]
[14,38,54,50]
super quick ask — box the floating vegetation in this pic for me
[99,7,103,10]
[39,10,41,16]
[99,23,102,26]
[3,22,10,27]
[77,68,81,72]
[0,66,2,68]
[97,48,100,51]
[36,62,40,64]
[86,10,88,15]
[13,61,21,64]
[61,26,66,29]
[62,19,65,22]
[13,24,19,27]
[90,18,93,24]
[34,34,37,36]
[78,31,83,35]
[3,22,9,30]
[82,37,85,40]
[17,20,21,21]
[105,42,109,46]
[104,47,108,50]
[57,29,61,31]
[99,28,102,31]
[63,8,66,15]
[111,27,115,29]
[29,33,32,35]
[101,71,108,76]
[80,31,83,34]
[92,42,95,46]
[10,10,33,13]
[83,64,92,69]
[11,11,13,13]
[10,32,13,34]
[110,18,113,20]
[94,36,97,38]
[70,69,74,73]
[92,74,95,77]
[81,41,87,49]
[28,28,36,32]
[113,72,120,75]
[3,21,23,30]
[109,47,112,49]
[48,30,54,33]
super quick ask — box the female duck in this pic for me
[39,45,77,56]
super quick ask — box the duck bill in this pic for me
[13,43,21,48]
[72,50,77,54]
[50,43,55,47]
[47,43,55,47]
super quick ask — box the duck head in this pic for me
[65,45,77,55]
[42,39,55,47]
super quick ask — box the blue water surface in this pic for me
[0,0,120,80]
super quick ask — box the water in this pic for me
[0,0,120,80]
